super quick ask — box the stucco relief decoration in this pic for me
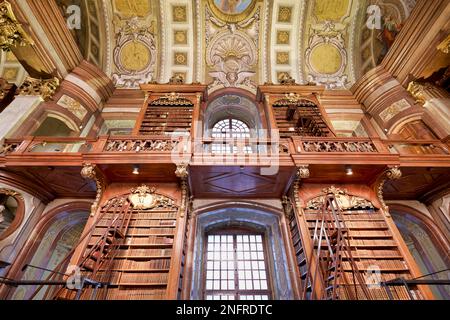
[206,3,260,94]
[305,22,348,89]
[0,1,33,51]
[129,185,175,210]
[306,186,376,210]
[57,95,88,121]
[112,17,156,88]
[379,99,411,122]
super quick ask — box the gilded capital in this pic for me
[0,1,33,51]
[17,77,60,101]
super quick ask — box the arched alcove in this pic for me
[8,204,90,300]
[0,189,25,241]
[189,202,294,300]
[203,92,264,139]
[390,205,450,300]
[33,116,78,137]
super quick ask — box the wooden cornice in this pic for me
[140,83,208,101]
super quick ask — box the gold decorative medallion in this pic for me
[277,6,292,23]
[120,40,151,72]
[129,185,158,210]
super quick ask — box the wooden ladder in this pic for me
[28,198,133,300]
[304,193,373,300]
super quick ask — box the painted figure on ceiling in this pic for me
[216,0,253,14]
[377,14,403,63]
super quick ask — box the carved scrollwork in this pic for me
[302,140,377,153]
[81,164,104,217]
[176,164,189,218]
[306,186,375,211]
[128,185,175,210]
[0,1,33,51]
[16,77,60,101]
[0,188,23,200]
[104,139,180,153]
[375,166,402,215]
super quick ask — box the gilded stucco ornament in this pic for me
[112,17,156,88]
[305,22,348,89]
[376,166,402,216]
[0,1,33,51]
[205,5,260,94]
[16,77,60,101]
[176,164,189,218]
[128,185,176,210]
[437,34,450,54]
[306,187,375,211]
[407,81,432,105]
[81,164,104,217]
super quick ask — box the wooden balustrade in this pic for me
[292,137,381,154]
[2,136,449,167]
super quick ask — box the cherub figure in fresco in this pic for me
[220,0,242,14]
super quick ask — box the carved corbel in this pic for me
[175,164,189,218]
[81,164,105,217]
[375,166,402,217]
[292,165,310,216]
[16,77,60,101]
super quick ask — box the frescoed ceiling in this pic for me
[44,0,418,93]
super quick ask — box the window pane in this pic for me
[205,233,270,300]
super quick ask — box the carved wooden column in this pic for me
[167,164,190,299]
[289,165,326,300]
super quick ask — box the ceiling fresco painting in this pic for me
[1,0,417,92]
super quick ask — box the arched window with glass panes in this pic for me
[211,118,252,154]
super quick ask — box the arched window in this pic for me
[391,210,450,300]
[211,119,252,154]
[212,119,251,139]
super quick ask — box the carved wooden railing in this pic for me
[2,136,450,160]
[1,137,94,154]
[292,137,385,154]
[197,138,292,155]
[385,140,450,155]
[100,136,185,153]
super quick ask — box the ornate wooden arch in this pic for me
[0,188,25,241]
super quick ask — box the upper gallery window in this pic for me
[204,233,271,300]
[211,119,252,154]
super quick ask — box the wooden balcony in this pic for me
[1,135,449,168]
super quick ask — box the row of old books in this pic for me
[342,259,408,271]
[305,220,389,229]
[126,227,175,236]
[349,239,397,247]
[115,248,172,258]
[349,230,392,237]
[120,272,169,284]
[101,211,177,220]
[336,284,412,300]
[111,258,171,270]
[128,219,177,227]
[343,249,401,258]
[124,236,174,245]
[106,289,166,300]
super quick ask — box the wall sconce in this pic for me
[132,165,140,175]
